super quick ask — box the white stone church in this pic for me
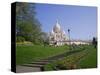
[48,20,90,46]
[49,20,68,46]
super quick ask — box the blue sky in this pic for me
[35,3,97,40]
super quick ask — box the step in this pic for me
[37,60,55,62]
[21,64,43,67]
[30,61,49,65]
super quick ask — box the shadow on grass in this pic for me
[46,49,85,60]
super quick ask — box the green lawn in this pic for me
[44,45,97,70]
[78,46,97,68]
[16,45,68,65]
[16,44,97,70]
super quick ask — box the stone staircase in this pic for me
[19,49,84,72]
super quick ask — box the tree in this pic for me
[16,2,43,44]
[41,32,49,46]
[92,37,97,48]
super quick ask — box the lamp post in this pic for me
[68,29,71,50]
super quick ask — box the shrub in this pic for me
[16,36,25,42]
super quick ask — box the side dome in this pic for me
[50,30,54,36]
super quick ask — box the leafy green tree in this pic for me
[41,32,49,46]
[16,2,44,45]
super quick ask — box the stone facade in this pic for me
[49,20,68,46]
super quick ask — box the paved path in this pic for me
[16,66,41,73]
[16,49,84,73]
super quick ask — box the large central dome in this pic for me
[53,20,61,33]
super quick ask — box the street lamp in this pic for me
[68,29,71,50]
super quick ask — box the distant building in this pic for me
[69,40,91,45]
[49,20,68,46]
[48,20,90,46]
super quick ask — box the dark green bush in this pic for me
[16,36,25,42]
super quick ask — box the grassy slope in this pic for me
[16,45,68,65]
[78,47,97,68]
[44,45,97,70]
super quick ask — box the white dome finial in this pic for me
[56,19,60,29]
[56,19,58,24]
